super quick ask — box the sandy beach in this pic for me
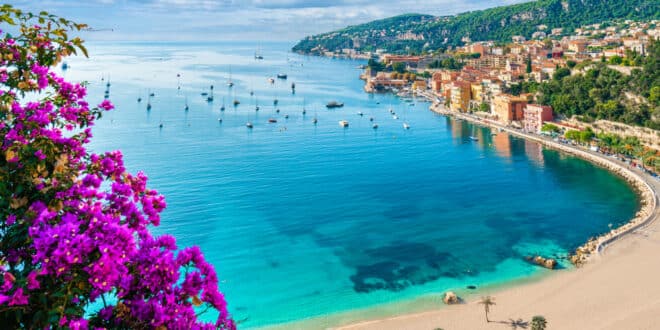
[335,104,660,330]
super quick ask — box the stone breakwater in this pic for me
[429,103,657,267]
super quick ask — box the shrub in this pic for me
[0,5,234,329]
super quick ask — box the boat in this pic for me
[284,114,289,119]
[313,117,318,124]
[255,53,264,60]
[469,136,479,141]
[149,92,155,97]
[372,124,379,129]
[207,95,214,102]
[369,117,374,122]
[250,90,254,96]
[221,97,225,111]
[227,67,234,87]
[302,109,306,115]
[147,103,151,110]
[201,92,208,96]
[277,73,287,79]
[276,108,280,113]
[403,122,410,129]
[268,118,277,123]
[291,82,295,90]
[137,97,142,102]
[233,99,240,106]
[246,122,253,128]
[218,118,222,122]
[392,115,398,119]
[268,78,275,84]
[273,99,278,106]
[357,111,363,116]
[326,101,344,108]
[255,106,260,111]
[339,120,349,127]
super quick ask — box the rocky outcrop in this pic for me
[526,255,558,269]
[443,291,459,305]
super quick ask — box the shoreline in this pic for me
[331,104,659,330]
[260,101,658,330]
[427,103,656,263]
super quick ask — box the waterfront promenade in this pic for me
[335,104,660,330]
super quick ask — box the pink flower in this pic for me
[34,150,46,161]
[97,100,114,111]
[6,215,16,225]
[8,288,28,306]
[27,272,40,290]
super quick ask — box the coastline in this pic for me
[427,103,657,264]
[259,101,658,330]
[331,103,659,330]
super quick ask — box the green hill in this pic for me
[292,0,660,55]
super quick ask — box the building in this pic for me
[450,82,471,112]
[523,104,553,133]
[493,94,528,124]
[567,40,589,53]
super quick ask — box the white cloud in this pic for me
[4,0,530,41]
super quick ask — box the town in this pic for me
[354,19,660,174]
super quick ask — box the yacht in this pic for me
[339,120,349,127]
[403,122,410,129]
[326,101,344,108]
[246,122,253,128]
[469,136,479,141]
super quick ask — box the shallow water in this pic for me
[66,41,639,328]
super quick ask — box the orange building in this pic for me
[493,94,528,124]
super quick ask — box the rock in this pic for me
[528,255,558,269]
[443,291,459,305]
[543,258,557,269]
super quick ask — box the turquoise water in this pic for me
[66,41,638,328]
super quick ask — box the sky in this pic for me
[6,0,530,42]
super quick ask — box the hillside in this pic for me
[292,0,660,55]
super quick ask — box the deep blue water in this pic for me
[65,41,638,328]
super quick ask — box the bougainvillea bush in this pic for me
[0,5,234,329]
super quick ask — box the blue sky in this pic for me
[7,0,528,42]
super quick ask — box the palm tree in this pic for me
[531,315,547,330]
[478,296,496,323]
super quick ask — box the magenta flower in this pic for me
[8,288,28,306]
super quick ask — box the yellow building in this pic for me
[450,82,471,112]
[412,80,427,90]
[470,83,484,102]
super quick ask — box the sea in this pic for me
[62,41,639,329]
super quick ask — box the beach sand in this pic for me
[335,106,660,330]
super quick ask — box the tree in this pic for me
[531,315,547,330]
[0,6,234,329]
[608,55,623,65]
[526,55,532,73]
[541,123,561,133]
[392,62,406,73]
[478,296,496,323]
[553,67,571,81]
